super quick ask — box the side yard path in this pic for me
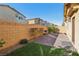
[34,34,58,46]
[35,33,76,51]
[54,34,76,51]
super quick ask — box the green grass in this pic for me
[72,51,79,56]
[49,48,66,56]
[6,42,79,56]
[7,42,51,56]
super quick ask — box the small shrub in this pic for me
[19,39,28,44]
[48,25,59,33]
[0,39,5,47]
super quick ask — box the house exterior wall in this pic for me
[26,18,49,26]
[0,6,26,24]
[64,17,72,41]
[64,4,79,53]
[28,20,35,24]
[74,10,79,52]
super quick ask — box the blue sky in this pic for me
[7,3,64,25]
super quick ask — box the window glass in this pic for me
[16,14,23,20]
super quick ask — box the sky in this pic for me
[7,3,64,26]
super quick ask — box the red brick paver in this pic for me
[35,34,58,46]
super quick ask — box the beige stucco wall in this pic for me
[65,9,79,53]
[64,4,79,53]
[74,10,79,53]
[64,18,72,41]
[28,20,35,24]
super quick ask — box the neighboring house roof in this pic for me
[26,18,43,21]
[0,5,26,18]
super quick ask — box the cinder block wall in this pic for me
[0,22,30,51]
[0,22,48,51]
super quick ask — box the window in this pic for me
[19,17,23,20]
[19,17,20,19]
[16,14,23,20]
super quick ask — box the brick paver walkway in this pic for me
[35,34,58,46]
[35,33,76,51]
